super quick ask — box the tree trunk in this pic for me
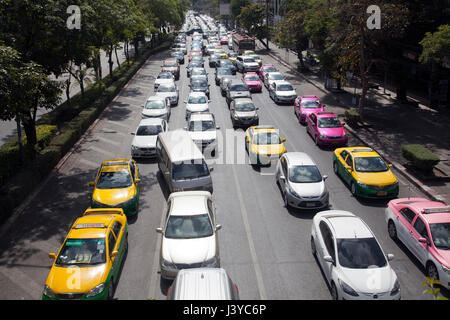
[15,114,25,165]
[134,38,139,57]
[358,34,367,120]
[22,112,37,159]
[108,47,114,77]
[115,47,120,68]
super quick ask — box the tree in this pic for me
[230,0,251,26]
[237,3,268,41]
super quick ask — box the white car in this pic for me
[142,95,171,121]
[269,80,297,104]
[235,56,259,73]
[184,92,210,120]
[263,72,285,89]
[155,82,179,106]
[154,72,175,91]
[275,152,329,210]
[310,210,401,300]
[156,191,222,280]
[185,112,219,155]
[131,118,168,158]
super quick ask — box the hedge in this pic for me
[401,144,440,172]
[345,108,361,126]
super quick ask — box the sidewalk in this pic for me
[256,40,450,204]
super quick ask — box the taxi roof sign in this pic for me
[423,206,450,214]
[103,160,129,166]
[351,148,373,153]
[75,223,106,229]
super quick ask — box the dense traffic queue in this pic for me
[41,12,450,300]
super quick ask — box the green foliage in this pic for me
[237,4,268,40]
[344,108,361,126]
[231,0,252,20]
[401,144,440,172]
[422,277,449,300]
[419,24,450,65]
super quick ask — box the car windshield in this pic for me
[165,214,213,239]
[192,69,206,75]
[188,95,207,104]
[157,73,173,79]
[56,238,106,266]
[245,75,259,81]
[354,157,389,172]
[337,238,387,269]
[252,55,261,60]
[172,159,210,180]
[192,80,207,87]
[235,102,255,111]
[231,84,248,91]
[301,100,321,108]
[264,66,276,73]
[221,60,232,65]
[429,223,450,250]
[269,73,284,80]
[218,68,232,75]
[289,165,322,183]
[164,62,177,67]
[278,84,294,91]
[243,58,255,63]
[157,85,176,92]
[189,120,216,131]
[254,132,281,145]
[136,125,162,136]
[145,100,165,109]
[318,117,342,128]
[96,169,132,189]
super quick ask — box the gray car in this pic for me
[230,98,259,128]
[275,152,329,210]
[216,59,236,74]
[220,76,234,96]
[225,80,251,107]
[215,67,233,85]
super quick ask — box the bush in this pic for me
[401,144,440,172]
[345,108,361,126]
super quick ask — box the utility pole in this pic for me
[266,0,270,49]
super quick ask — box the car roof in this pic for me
[243,72,258,76]
[393,198,450,224]
[174,268,231,300]
[318,210,374,239]
[68,214,114,239]
[346,147,379,157]
[284,152,316,166]
[251,125,277,133]
[169,191,210,216]
[189,113,215,121]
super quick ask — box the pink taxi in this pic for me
[306,112,348,146]
[242,72,262,93]
[294,95,324,124]
[385,198,450,289]
[258,64,277,81]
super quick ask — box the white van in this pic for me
[156,130,213,193]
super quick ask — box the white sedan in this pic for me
[184,92,210,120]
[269,80,297,104]
[310,210,401,300]
[131,118,168,158]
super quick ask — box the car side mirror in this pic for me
[135,178,141,183]
[386,253,395,261]
[281,138,286,142]
[48,253,56,260]
[216,126,220,129]
[388,164,393,168]
[111,251,119,259]
[89,182,95,187]
[131,132,135,135]
[323,255,334,263]
[183,126,187,130]
[245,137,249,143]
[346,167,352,172]
[215,224,222,231]
[418,237,428,245]
[156,227,163,234]
[323,175,328,180]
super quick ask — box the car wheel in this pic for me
[311,237,317,257]
[331,282,338,300]
[333,161,339,175]
[283,190,290,208]
[351,182,357,197]
[388,220,397,240]
[315,135,319,146]
[107,279,115,300]
[427,262,439,280]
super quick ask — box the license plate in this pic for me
[306,203,316,207]
[377,191,387,196]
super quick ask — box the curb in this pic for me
[261,44,447,204]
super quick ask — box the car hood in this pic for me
[245,80,261,86]
[132,135,158,148]
[301,107,324,114]
[46,264,107,293]
[244,62,259,68]
[93,186,135,205]
[290,181,326,197]
[188,130,217,141]
[142,108,167,117]
[186,103,209,112]
[318,127,346,137]
[433,249,450,267]
[230,91,251,98]
[356,170,397,186]
[162,236,216,264]
[339,266,396,294]
[276,90,296,96]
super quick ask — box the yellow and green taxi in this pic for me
[245,125,287,166]
[89,159,140,216]
[228,52,239,65]
[249,54,262,67]
[332,147,399,198]
[243,50,256,56]
[42,208,128,300]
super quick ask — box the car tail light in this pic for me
[167,286,172,296]
[234,284,239,293]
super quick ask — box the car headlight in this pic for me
[86,283,105,298]
[320,134,327,139]
[201,256,219,267]
[390,279,400,296]
[357,181,368,188]
[442,264,450,275]
[339,279,359,297]
[43,285,56,299]
[131,145,138,151]
[287,185,301,199]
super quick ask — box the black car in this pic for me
[186,61,203,77]
[189,77,210,99]
[170,51,184,65]
[209,54,220,68]
[215,67,233,85]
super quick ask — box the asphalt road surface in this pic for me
[0,38,446,300]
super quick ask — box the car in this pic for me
[294,95,324,124]
[43,208,128,300]
[235,56,259,73]
[249,54,262,67]
[131,118,168,159]
[245,125,287,166]
[209,54,220,67]
[275,152,329,209]
[227,52,239,65]
[385,198,450,288]
[263,71,285,88]
[228,39,233,50]
[214,49,228,60]
[185,112,219,155]
[216,59,236,74]
[186,61,203,77]
[190,55,204,67]
[89,159,140,216]
[243,50,256,56]
[156,191,222,280]
[225,79,251,107]
[258,64,277,80]
[230,97,259,128]
[205,44,217,55]
[172,42,187,55]
[161,58,180,80]
[154,72,175,91]
[155,82,179,106]
[219,75,235,97]
[242,72,262,93]
[332,147,399,198]
[188,50,203,62]
[190,67,208,80]
[306,112,348,147]
[268,80,297,104]
[220,36,228,45]
[311,210,401,300]
[141,95,171,121]
[215,67,233,85]
[170,51,185,65]
[189,77,210,99]
[184,92,210,119]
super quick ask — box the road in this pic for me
[0,36,446,300]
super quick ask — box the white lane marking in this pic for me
[230,164,267,300]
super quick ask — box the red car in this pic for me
[220,37,228,45]
[242,72,262,93]
[294,95,324,124]
[258,64,277,81]
[188,50,202,62]
[306,112,348,146]
[385,198,450,288]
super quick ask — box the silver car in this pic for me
[142,96,171,121]
[275,152,329,209]
[155,82,179,106]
